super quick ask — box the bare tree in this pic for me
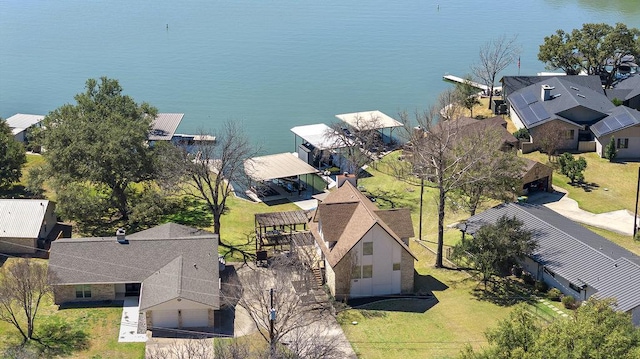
[163,121,258,240]
[146,339,214,359]
[405,89,519,267]
[535,121,569,162]
[326,114,386,183]
[225,255,341,358]
[0,259,50,343]
[472,35,520,109]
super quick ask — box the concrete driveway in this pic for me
[527,187,637,236]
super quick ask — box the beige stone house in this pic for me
[0,199,57,254]
[310,181,417,300]
[48,223,220,329]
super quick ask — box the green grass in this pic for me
[582,224,640,256]
[521,151,640,214]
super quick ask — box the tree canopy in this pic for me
[453,215,535,286]
[41,77,167,232]
[538,23,640,87]
[460,299,640,359]
[0,119,27,191]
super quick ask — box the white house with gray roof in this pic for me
[0,199,56,254]
[460,203,640,325]
[48,223,220,330]
[4,113,45,142]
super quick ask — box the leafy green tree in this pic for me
[453,215,535,288]
[538,23,640,88]
[455,75,481,118]
[0,119,27,191]
[558,153,587,184]
[42,77,158,224]
[461,299,640,359]
[604,136,618,162]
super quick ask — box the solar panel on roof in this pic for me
[522,91,538,105]
[615,113,636,127]
[509,94,527,109]
[592,121,612,136]
[520,107,538,126]
[530,103,550,122]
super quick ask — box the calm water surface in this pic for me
[1,0,638,153]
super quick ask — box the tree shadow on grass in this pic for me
[471,277,537,307]
[34,318,90,357]
[163,197,213,228]
[571,181,599,193]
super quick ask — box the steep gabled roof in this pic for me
[0,199,50,238]
[462,203,640,312]
[49,223,219,309]
[312,182,416,267]
[592,106,640,138]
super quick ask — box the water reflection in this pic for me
[547,0,639,16]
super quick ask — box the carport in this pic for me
[244,153,322,200]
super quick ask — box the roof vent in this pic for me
[116,228,127,243]
[570,86,579,91]
[577,94,586,98]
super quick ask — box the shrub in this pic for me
[558,153,587,184]
[604,136,617,162]
[547,288,562,301]
[522,272,535,285]
[513,128,530,141]
[562,295,576,309]
[511,265,523,278]
[535,280,549,293]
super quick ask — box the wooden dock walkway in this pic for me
[442,74,502,93]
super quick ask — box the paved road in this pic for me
[527,188,637,236]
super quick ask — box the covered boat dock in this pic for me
[335,110,404,147]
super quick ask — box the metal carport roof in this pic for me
[244,153,318,182]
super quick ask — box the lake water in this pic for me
[1,0,638,154]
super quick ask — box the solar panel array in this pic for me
[592,110,640,137]
[509,91,551,127]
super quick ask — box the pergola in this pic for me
[254,210,313,263]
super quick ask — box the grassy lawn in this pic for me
[521,151,640,213]
[0,259,145,359]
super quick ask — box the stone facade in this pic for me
[53,284,116,304]
[400,249,414,293]
[146,311,153,328]
[0,237,37,254]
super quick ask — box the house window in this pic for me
[362,242,373,256]
[569,282,582,292]
[617,138,629,149]
[564,130,574,140]
[393,263,401,271]
[362,265,373,278]
[352,265,361,279]
[75,284,91,299]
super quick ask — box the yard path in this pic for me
[528,188,637,236]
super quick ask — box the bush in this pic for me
[522,272,535,285]
[511,265,523,278]
[535,280,549,293]
[562,295,577,309]
[513,128,530,141]
[547,288,562,301]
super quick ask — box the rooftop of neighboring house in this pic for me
[48,223,220,310]
[310,181,416,267]
[4,113,45,135]
[501,75,603,99]
[0,199,51,238]
[591,105,640,138]
[461,203,640,313]
[509,77,615,129]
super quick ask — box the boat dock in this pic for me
[442,74,502,93]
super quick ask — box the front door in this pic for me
[125,283,141,297]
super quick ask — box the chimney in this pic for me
[337,173,357,188]
[116,228,127,243]
[541,84,554,101]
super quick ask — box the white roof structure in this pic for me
[0,199,49,238]
[149,113,184,141]
[245,153,318,182]
[5,113,45,135]
[335,110,402,131]
[290,123,347,150]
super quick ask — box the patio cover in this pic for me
[290,123,346,150]
[335,110,402,131]
[245,153,318,182]
[5,114,44,135]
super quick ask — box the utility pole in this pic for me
[634,167,640,239]
[419,176,425,241]
[269,288,276,357]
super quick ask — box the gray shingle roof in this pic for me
[48,223,219,309]
[462,203,640,312]
[591,106,640,137]
[508,77,613,129]
[501,75,603,99]
[0,199,50,238]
